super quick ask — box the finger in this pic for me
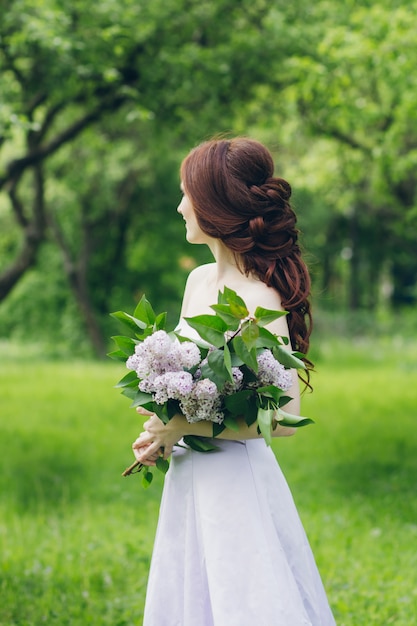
[136,441,163,461]
[132,444,157,463]
[132,446,144,462]
[143,416,160,431]
[139,459,157,466]
[136,407,153,416]
[163,446,173,460]
[132,435,152,449]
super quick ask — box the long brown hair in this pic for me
[181,137,313,372]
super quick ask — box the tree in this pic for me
[0,0,290,353]
[283,1,417,307]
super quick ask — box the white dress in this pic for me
[143,323,336,626]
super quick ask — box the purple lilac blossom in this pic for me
[180,378,224,424]
[126,331,201,382]
[178,342,201,368]
[222,367,244,395]
[152,371,194,404]
[257,350,293,391]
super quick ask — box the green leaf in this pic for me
[166,399,182,420]
[223,415,240,432]
[200,361,229,390]
[183,435,219,452]
[254,306,287,326]
[207,348,233,385]
[121,387,137,400]
[142,469,154,488]
[232,335,258,372]
[257,385,282,403]
[107,349,129,362]
[272,345,306,370]
[152,403,170,424]
[133,295,156,325]
[223,342,233,379]
[257,406,274,446]
[241,320,259,350]
[277,407,314,427]
[115,370,139,388]
[155,457,170,474]
[220,286,249,318]
[229,301,250,318]
[279,395,292,408]
[224,389,254,417]
[212,422,226,437]
[129,390,154,408]
[111,335,136,355]
[110,311,147,333]
[230,351,244,366]
[154,311,167,330]
[184,314,227,347]
[210,304,241,328]
[256,326,281,349]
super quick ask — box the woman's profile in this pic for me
[132,137,336,625]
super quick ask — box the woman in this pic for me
[133,138,336,625]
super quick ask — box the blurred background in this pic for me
[1,1,416,625]
[1,0,416,356]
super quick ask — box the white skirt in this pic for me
[143,439,336,626]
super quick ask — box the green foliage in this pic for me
[1,0,417,354]
[245,0,417,310]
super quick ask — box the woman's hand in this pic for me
[132,408,188,465]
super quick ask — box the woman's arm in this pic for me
[133,273,301,465]
[133,403,296,465]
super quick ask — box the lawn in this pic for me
[1,339,416,625]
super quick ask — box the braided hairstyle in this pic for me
[180,137,313,374]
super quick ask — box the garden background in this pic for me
[1,1,416,624]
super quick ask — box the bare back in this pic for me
[180,262,301,415]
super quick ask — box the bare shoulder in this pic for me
[185,263,216,287]
[237,278,284,315]
[180,263,216,316]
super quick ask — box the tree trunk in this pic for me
[348,209,360,310]
[47,211,107,358]
[0,167,46,301]
[71,271,107,358]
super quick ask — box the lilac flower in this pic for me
[178,341,201,368]
[126,331,201,382]
[138,372,159,394]
[152,371,194,404]
[222,367,244,395]
[256,350,293,391]
[180,378,224,424]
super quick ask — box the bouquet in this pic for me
[109,287,313,487]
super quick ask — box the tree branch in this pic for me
[8,180,28,228]
[0,39,26,87]
[0,94,127,190]
[35,101,68,145]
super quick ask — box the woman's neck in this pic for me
[206,239,256,288]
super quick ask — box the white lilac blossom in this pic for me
[152,371,194,404]
[126,330,201,382]
[256,350,293,391]
[180,378,224,424]
[178,342,201,369]
[222,367,244,395]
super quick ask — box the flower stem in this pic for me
[122,459,143,476]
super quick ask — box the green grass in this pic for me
[1,341,416,625]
